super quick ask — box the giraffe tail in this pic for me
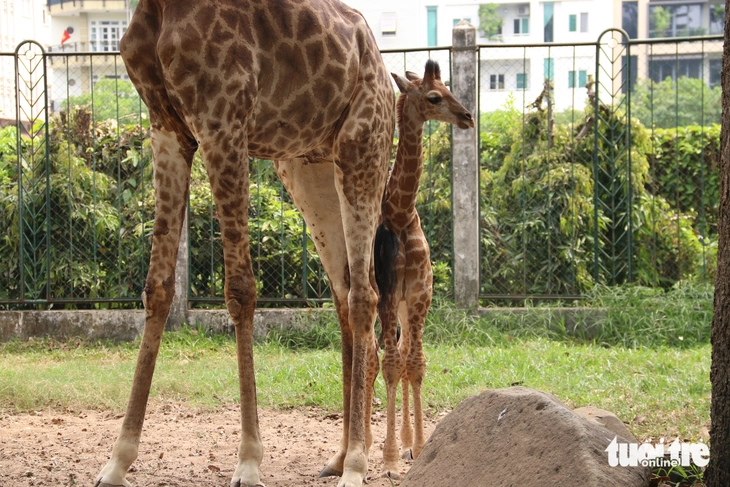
[374,223,399,316]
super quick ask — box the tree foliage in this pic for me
[630,77,722,129]
[477,90,716,295]
[478,3,503,40]
[62,79,149,125]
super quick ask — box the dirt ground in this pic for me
[0,400,440,487]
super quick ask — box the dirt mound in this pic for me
[402,387,650,487]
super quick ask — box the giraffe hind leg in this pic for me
[194,127,263,487]
[374,224,405,479]
[332,98,392,487]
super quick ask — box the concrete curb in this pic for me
[0,307,606,343]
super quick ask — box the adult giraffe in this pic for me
[94,1,394,487]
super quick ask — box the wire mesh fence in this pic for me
[381,47,455,297]
[0,33,721,308]
[0,43,457,308]
[477,34,721,301]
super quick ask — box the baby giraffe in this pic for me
[375,60,474,479]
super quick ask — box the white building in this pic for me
[0,0,51,124]
[45,0,133,113]
[342,0,724,111]
[342,0,611,49]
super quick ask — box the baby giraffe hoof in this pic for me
[380,469,402,480]
[401,449,414,461]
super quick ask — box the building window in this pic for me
[569,14,577,32]
[514,17,529,35]
[544,2,554,42]
[649,57,702,83]
[649,4,702,38]
[580,13,588,33]
[710,4,725,35]
[516,72,527,90]
[710,58,722,87]
[622,2,638,39]
[453,18,472,26]
[427,6,438,46]
[489,74,505,90]
[569,70,588,88]
[544,58,555,82]
[90,20,128,52]
[382,12,397,36]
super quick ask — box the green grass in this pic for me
[0,283,712,442]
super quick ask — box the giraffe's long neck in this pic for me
[383,95,424,230]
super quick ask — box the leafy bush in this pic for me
[630,77,722,129]
[62,79,149,125]
[648,124,720,234]
[478,88,712,295]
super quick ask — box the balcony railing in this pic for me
[47,0,127,13]
[47,41,121,53]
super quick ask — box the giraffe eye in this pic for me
[427,96,442,105]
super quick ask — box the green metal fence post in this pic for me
[593,28,633,286]
[15,41,51,306]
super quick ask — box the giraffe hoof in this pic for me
[319,465,343,478]
[401,449,413,460]
[380,470,402,480]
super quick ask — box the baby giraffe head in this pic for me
[391,60,475,130]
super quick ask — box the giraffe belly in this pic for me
[246,123,334,161]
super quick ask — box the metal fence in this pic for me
[477,30,720,301]
[0,31,721,309]
[0,42,454,308]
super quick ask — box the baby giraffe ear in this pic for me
[391,72,413,94]
[405,71,420,82]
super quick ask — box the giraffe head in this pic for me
[391,60,475,130]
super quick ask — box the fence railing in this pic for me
[0,28,721,309]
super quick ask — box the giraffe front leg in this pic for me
[334,156,389,487]
[198,134,264,487]
[397,302,414,459]
[95,127,193,487]
[405,336,427,461]
[404,232,432,461]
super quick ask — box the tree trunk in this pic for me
[705,2,730,485]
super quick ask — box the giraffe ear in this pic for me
[391,72,414,94]
[405,71,420,82]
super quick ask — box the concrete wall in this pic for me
[0,308,332,343]
[0,307,605,343]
